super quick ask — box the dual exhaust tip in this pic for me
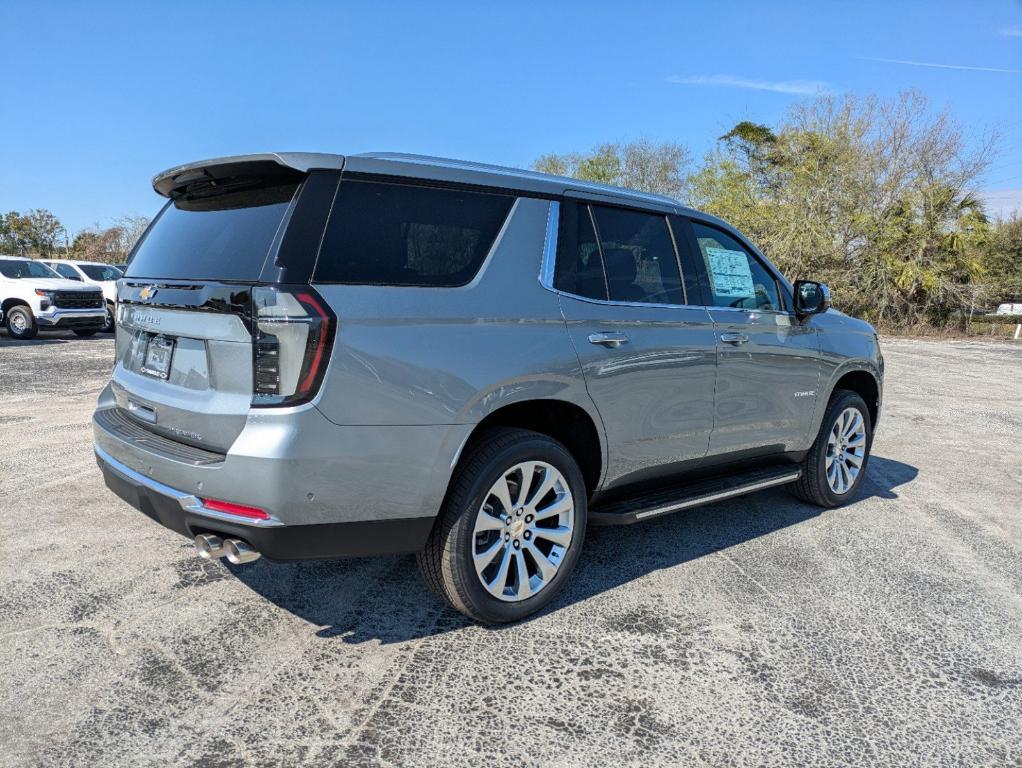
[194,533,260,565]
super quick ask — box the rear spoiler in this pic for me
[152,152,345,198]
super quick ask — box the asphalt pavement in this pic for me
[1,333,1020,767]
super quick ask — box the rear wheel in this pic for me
[418,428,587,624]
[791,389,872,507]
[5,305,38,340]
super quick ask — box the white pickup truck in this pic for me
[0,256,107,339]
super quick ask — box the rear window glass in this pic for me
[554,202,607,300]
[78,263,122,281]
[314,180,514,286]
[591,206,684,305]
[126,183,298,281]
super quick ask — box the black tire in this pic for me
[5,305,38,340]
[101,302,115,333]
[73,329,98,337]
[417,427,588,624]
[791,389,873,507]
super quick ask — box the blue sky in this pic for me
[1,0,1021,236]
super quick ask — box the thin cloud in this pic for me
[861,56,1022,74]
[999,26,1022,38]
[666,74,830,95]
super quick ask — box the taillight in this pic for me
[200,498,270,521]
[251,285,335,407]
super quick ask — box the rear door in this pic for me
[680,218,821,457]
[112,169,334,453]
[553,201,716,488]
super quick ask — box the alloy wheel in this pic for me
[472,461,575,602]
[826,407,867,494]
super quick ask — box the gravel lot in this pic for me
[1,333,1020,767]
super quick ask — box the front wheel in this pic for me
[418,428,587,624]
[791,389,873,507]
[101,302,115,333]
[5,305,38,340]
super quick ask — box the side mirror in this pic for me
[794,280,831,318]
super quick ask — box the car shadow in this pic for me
[228,455,918,643]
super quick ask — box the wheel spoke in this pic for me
[474,538,504,569]
[513,550,532,599]
[491,475,514,516]
[514,462,538,508]
[838,461,851,491]
[525,542,557,581]
[474,511,505,534]
[533,494,572,522]
[526,466,557,509]
[484,545,513,597]
[846,435,866,448]
[845,451,863,467]
[533,525,572,547]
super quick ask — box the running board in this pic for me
[589,466,802,526]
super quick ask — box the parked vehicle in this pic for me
[93,152,884,623]
[1,256,107,339]
[42,260,123,332]
[995,302,1022,316]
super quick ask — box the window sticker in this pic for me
[705,247,754,298]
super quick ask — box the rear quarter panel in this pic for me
[311,197,603,449]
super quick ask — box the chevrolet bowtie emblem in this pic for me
[139,285,158,301]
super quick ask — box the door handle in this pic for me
[720,332,749,345]
[588,332,629,348]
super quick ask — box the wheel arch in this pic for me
[1,298,31,325]
[456,398,606,499]
[828,366,881,427]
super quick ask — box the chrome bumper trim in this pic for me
[37,308,107,326]
[95,443,284,528]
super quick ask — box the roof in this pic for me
[152,151,689,213]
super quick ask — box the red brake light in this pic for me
[294,291,331,394]
[200,498,270,521]
[251,285,336,407]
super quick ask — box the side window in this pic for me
[554,202,607,300]
[590,206,684,305]
[690,222,781,311]
[55,263,82,281]
[315,180,514,286]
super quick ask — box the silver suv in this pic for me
[93,152,883,623]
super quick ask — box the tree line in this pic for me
[535,91,1022,329]
[0,211,150,264]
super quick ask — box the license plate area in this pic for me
[140,334,176,380]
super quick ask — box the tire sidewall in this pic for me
[813,391,873,506]
[451,435,587,623]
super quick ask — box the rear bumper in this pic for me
[92,383,472,557]
[96,445,434,560]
